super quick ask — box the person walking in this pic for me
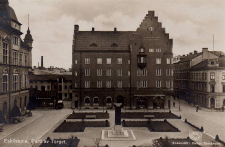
[173,102,175,107]
[196,105,199,112]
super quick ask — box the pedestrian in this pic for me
[173,102,175,107]
[222,106,224,112]
[196,105,199,112]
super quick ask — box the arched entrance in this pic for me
[210,98,215,108]
[116,96,124,106]
[153,96,164,109]
[136,97,147,109]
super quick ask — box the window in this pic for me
[19,53,22,66]
[210,72,215,80]
[156,80,161,88]
[137,56,146,63]
[166,58,171,64]
[84,97,90,105]
[137,81,141,88]
[140,48,144,53]
[97,69,102,76]
[223,85,225,93]
[166,81,171,88]
[85,81,90,88]
[75,71,78,76]
[137,69,142,76]
[93,97,99,105]
[75,60,77,64]
[156,69,161,76]
[2,69,8,92]
[156,58,161,64]
[24,54,28,66]
[106,81,111,88]
[137,81,147,88]
[117,58,122,64]
[97,58,102,64]
[85,58,90,64]
[20,75,22,89]
[156,48,161,52]
[85,69,90,76]
[166,69,170,76]
[58,85,62,91]
[222,73,225,80]
[117,81,122,88]
[149,49,154,52]
[106,97,112,105]
[97,81,102,88]
[117,69,122,76]
[128,71,130,76]
[13,69,19,91]
[128,60,130,64]
[210,85,215,92]
[142,69,147,76]
[75,83,77,88]
[143,81,147,88]
[13,36,19,45]
[65,85,67,89]
[106,58,111,64]
[106,69,111,76]
[13,51,19,65]
[3,43,8,64]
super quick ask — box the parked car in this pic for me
[56,100,64,109]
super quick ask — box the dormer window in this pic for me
[90,43,97,47]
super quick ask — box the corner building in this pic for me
[72,11,173,109]
[0,0,33,122]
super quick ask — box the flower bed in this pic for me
[67,112,109,119]
[122,120,180,132]
[121,112,179,119]
[54,120,110,132]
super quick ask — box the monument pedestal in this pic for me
[108,125,129,138]
[101,103,136,141]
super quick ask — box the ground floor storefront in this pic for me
[174,89,225,110]
[72,88,173,110]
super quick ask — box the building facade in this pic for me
[29,67,72,108]
[72,11,173,110]
[0,0,33,121]
[174,48,225,109]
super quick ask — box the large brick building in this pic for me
[0,0,33,122]
[72,11,173,110]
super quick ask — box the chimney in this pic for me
[194,50,198,54]
[92,27,94,31]
[74,25,79,33]
[114,27,117,32]
[189,52,193,55]
[202,48,208,60]
[41,56,43,68]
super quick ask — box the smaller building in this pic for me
[190,56,225,109]
[174,48,225,109]
[29,66,72,108]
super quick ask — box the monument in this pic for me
[101,103,136,140]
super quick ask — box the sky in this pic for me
[9,0,225,69]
